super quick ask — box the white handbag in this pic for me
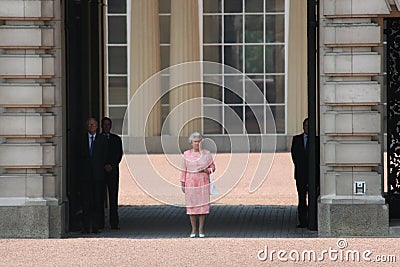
[209,170,219,195]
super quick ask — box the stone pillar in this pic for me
[130,0,161,137]
[287,0,308,135]
[0,0,64,237]
[318,0,389,236]
[169,0,201,136]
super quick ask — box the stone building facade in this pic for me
[0,0,398,237]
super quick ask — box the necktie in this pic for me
[90,135,94,156]
[304,135,308,150]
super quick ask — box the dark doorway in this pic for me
[65,0,105,231]
[386,18,400,219]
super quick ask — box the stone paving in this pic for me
[69,205,317,238]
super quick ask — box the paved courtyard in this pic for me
[2,153,398,266]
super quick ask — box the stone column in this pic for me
[130,0,161,137]
[318,0,390,236]
[169,0,201,136]
[287,0,308,135]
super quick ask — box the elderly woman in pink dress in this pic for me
[181,132,216,238]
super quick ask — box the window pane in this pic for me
[245,0,263,13]
[108,16,126,44]
[203,0,222,13]
[159,0,171,13]
[160,92,169,105]
[245,106,264,134]
[245,15,263,43]
[203,118,223,134]
[265,75,285,103]
[224,45,243,72]
[204,75,223,86]
[203,106,223,134]
[224,89,242,105]
[267,105,285,133]
[225,0,242,13]
[266,15,285,43]
[108,0,126,14]
[245,45,263,73]
[266,0,285,12]
[160,75,170,97]
[203,16,221,43]
[109,107,127,135]
[160,46,170,70]
[160,16,170,44]
[203,45,222,63]
[203,83,222,104]
[224,15,243,43]
[108,47,127,74]
[224,106,243,134]
[224,75,243,104]
[161,105,169,130]
[109,77,127,105]
[265,45,284,73]
[245,75,264,104]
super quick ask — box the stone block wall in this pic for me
[318,0,390,236]
[0,0,64,237]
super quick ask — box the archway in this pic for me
[63,0,319,235]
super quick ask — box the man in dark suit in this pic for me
[291,118,309,228]
[101,117,123,230]
[80,118,108,234]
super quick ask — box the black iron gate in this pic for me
[386,18,400,218]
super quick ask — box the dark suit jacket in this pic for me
[80,133,108,181]
[291,133,309,184]
[103,132,123,178]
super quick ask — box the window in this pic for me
[202,0,286,134]
[159,0,171,131]
[106,0,128,134]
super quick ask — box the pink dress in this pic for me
[180,149,216,215]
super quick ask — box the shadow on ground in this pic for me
[67,205,317,239]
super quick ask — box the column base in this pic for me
[318,201,389,237]
[0,202,65,238]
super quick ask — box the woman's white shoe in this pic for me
[189,233,196,238]
[199,234,205,238]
